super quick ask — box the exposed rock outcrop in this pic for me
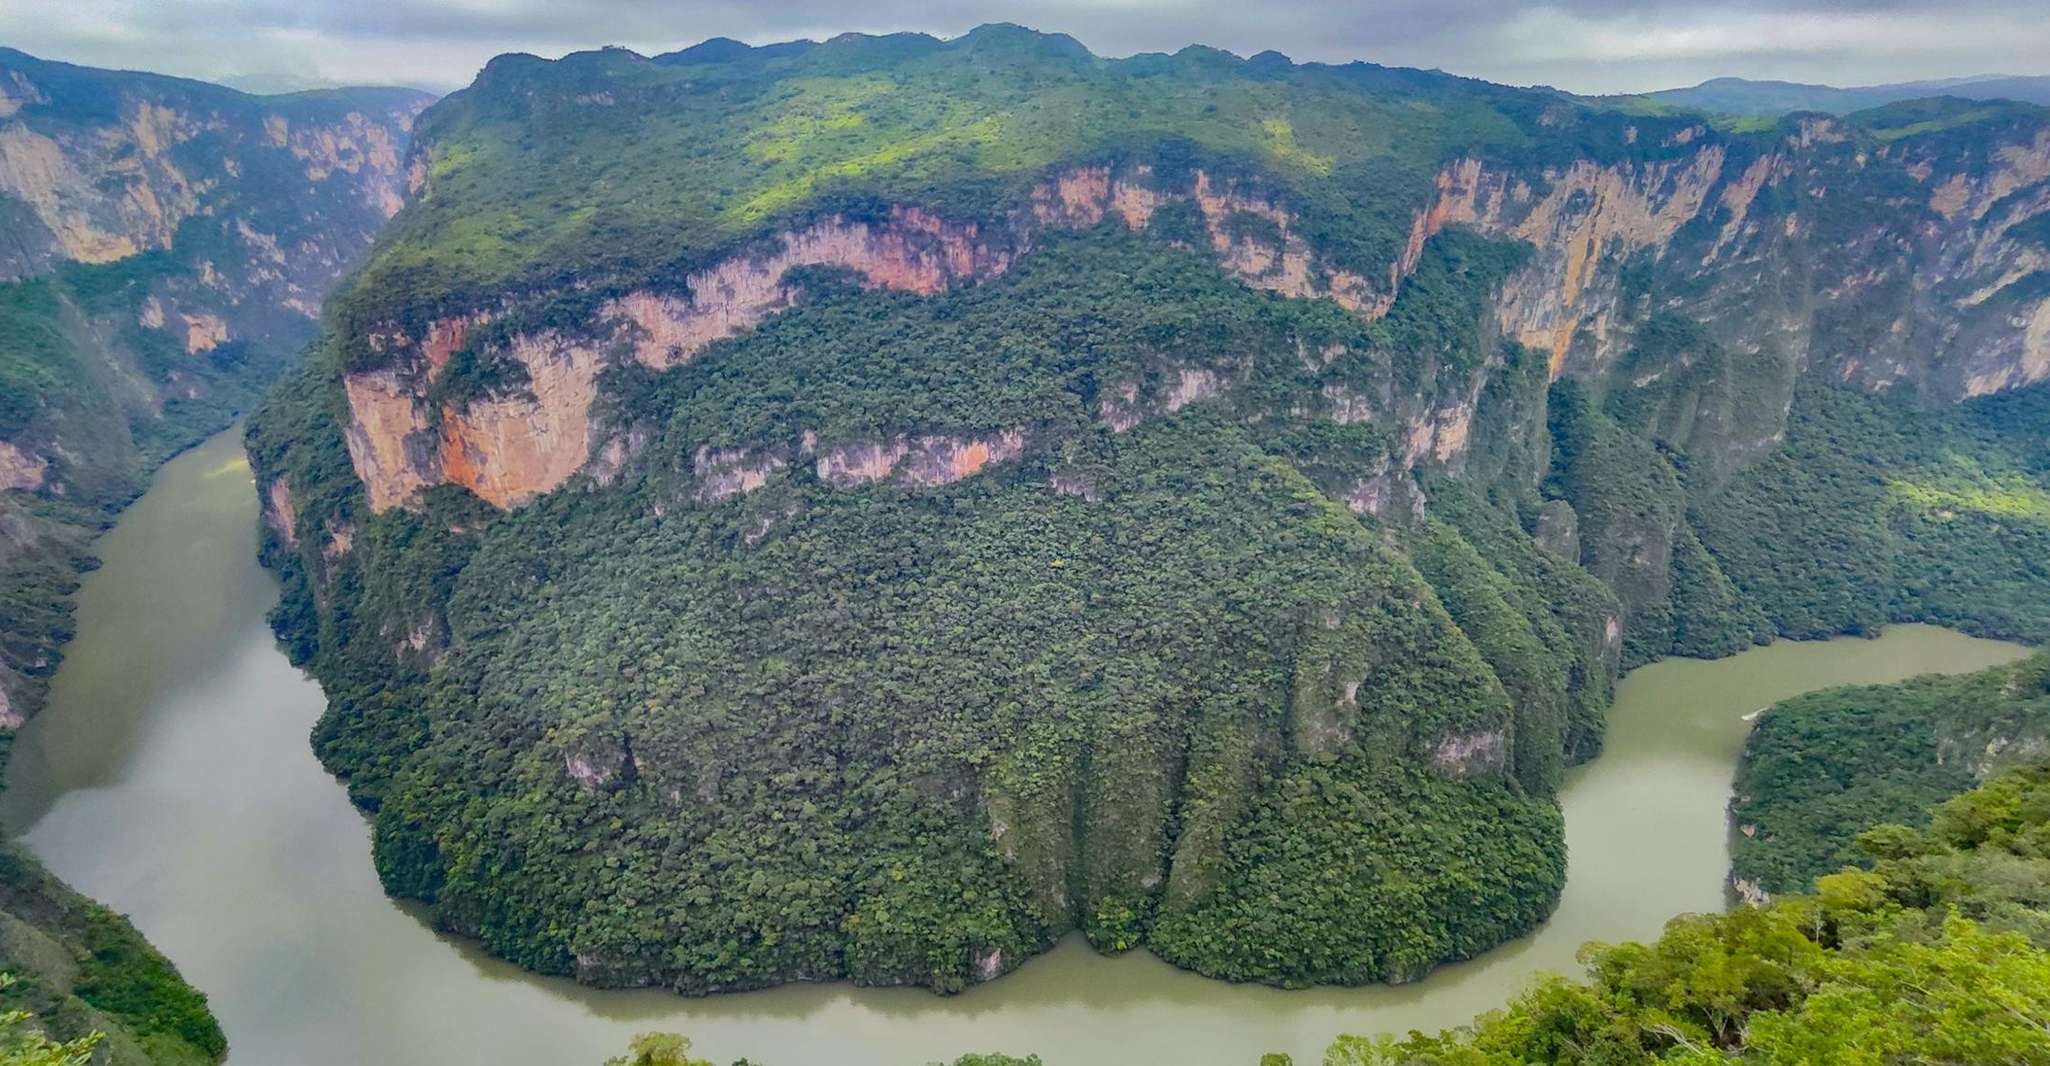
[263,477,298,546]
[437,335,605,510]
[343,330,606,511]
[1037,165,1388,314]
[0,441,46,492]
[604,207,1015,370]
[1406,127,2050,412]
[815,428,1030,489]
[180,312,229,354]
[1432,728,1511,776]
[340,163,1415,512]
[693,446,787,503]
[0,53,424,279]
[1406,147,1734,376]
[1533,500,1581,563]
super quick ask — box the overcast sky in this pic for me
[2,0,2048,97]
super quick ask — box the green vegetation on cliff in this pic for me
[1733,652,2050,894]
[1695,384,2050,645]
[1543,381,1768,668]
[336,22,1700,367]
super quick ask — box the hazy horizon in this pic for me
[1,1,2048,98]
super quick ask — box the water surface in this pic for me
[3,429,2029,1065]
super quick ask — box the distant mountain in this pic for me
[1650,73,2050,115]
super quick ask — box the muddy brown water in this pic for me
[1,429,2029,1065]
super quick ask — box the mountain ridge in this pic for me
[1648,71,2050,115]
[241,24,2050,997]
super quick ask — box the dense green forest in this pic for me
[1313,763,2050,1064]
[1732,652,2050,894]
[1695,384,2050,645]
[605,764,2050,1064]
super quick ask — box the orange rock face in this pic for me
[0,440,47,492]
[263,477,299,546]
[342,331,604,511]
[341,367,435,512]
[604,207,1013,370]
[1403,147,1736,377]
[1036,165,1387,315]
[359,145,2008,516]
[180,312,229,353]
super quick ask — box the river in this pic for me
[0,428,2030,1066]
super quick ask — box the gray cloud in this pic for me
[1,0,2047,96]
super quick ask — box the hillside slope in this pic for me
[251,25,2050,993]
[1733,651,2050,895]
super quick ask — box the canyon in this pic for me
[0,46,431,732]
[7,22,2050,1058]
[0,45,433,1063]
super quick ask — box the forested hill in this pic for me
[251,24,2050,996]
[0,47,434,1063]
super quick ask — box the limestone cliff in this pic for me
[335,104,2050,521]
[1401,110,2050,476]
[338,163,1456,512]
[0,48,422,283]
[0,46,433,737]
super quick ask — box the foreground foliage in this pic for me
[601,1032,1038,1066]
[0,989,99,1066]
[1311,764,2050,1064]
